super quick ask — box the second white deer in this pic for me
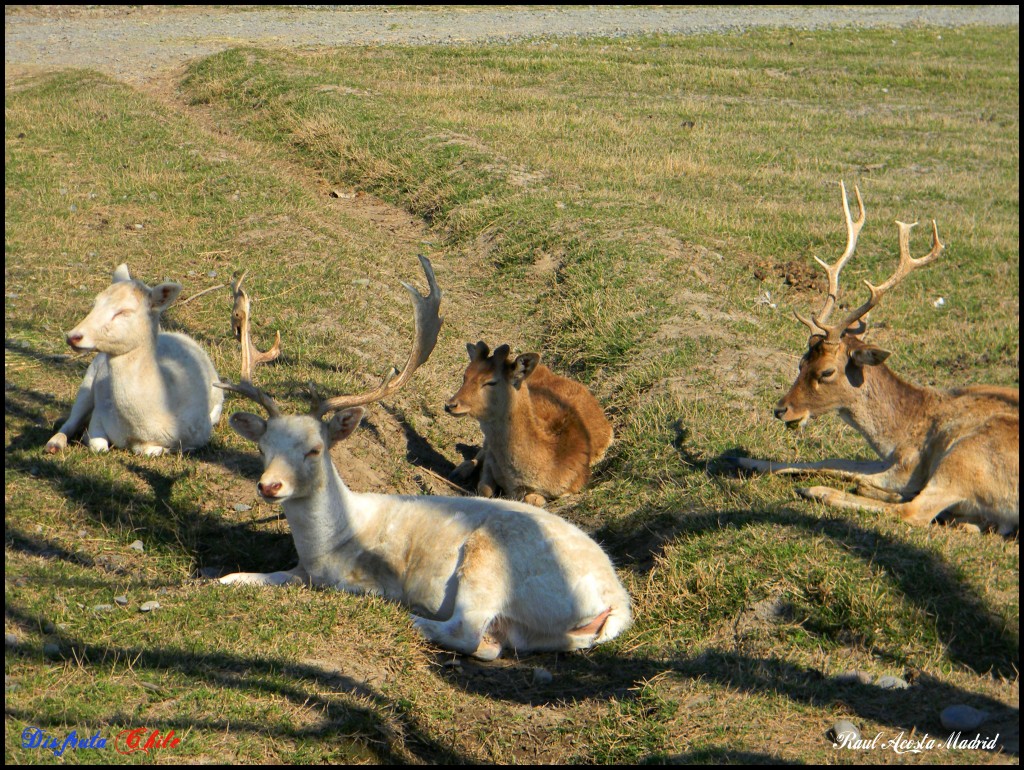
[217,257,632,659]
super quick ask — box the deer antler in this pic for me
[831,219,944,339]
[231,271,282,378]
[216,271,283,418]
[312,254,443,419]
[793,181,866,337]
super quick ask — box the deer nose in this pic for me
[773,404,788,421]
[66,332,84,348]
[444,400,458,414]
[258,480,282,498]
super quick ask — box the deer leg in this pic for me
[84,411,111,453]
[733,456,890,478]
[412,609,502,660]
[412,528,506,659]
[450,447,486,485]
[219,566,309,587]
[134,443,168,457]
[736,456,917,502]
[45,360,100,453]
[477,455,498,498]
[797,483,960,527]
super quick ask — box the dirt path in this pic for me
[5,5,1018,86]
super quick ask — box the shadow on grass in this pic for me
[434,643,1017,758]
[4,604,471,765]
[7,355,1017,759]
[601,500,1019,679]
[5,382,294,578]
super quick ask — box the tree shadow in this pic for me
[5,386,294,578]
[4,603,473,764]
[598,502,1018,679]
[433,644,1017,757]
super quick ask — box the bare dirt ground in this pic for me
[6,5,1019,87]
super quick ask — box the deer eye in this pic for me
[305,446,322,458]
[483,380,498,388]
[819,368,837,382]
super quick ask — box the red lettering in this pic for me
[114,727,182,755]
[115,728,147,755]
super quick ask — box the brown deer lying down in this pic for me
[445,342,614,507]
[217,257,631,660]
[733,183,1018,534]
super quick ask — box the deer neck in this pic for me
[280,457,364,568]
[836,364,934,461]
[480,385,545,459]
[105,326,163,417]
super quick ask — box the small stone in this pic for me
[940,705,989,732]
[43,642,62,658]
[232,503,251,512]
[351,278,370,287]
[92,604,114,612]
[128,540,144,553]
[207,271,217,278]
[831,719,860,746]
[876,675,910,690]
[835,670,872,686]
[531,667,553,685]
[5,633,18,648]
[114,596,129,607]
[139,601,160,613]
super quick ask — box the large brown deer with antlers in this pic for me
[215,256,631,659]
[444,342,614,507]
[733,183,1018,534]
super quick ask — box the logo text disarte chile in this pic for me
[21,725,182,756]
[21,727,106,756]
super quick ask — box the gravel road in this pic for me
[5,5,1019,85]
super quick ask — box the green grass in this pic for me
[6,25,1019,764]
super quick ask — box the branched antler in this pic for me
[231,271,282,379]
[311,254,443,419]
[794,182,943,343]
[833,219,943,338]
[216,271,283,417]
[794,181,865,337]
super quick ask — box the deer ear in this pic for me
[467,341,489,361]
[850,345,891,367]
[230,412,267,442]
[328,407,364,447]
[511,353,540,387]
[149,282,183,312]
[112,264,132,283]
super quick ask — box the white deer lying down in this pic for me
[734,183,1018,534]
[45,264,230,456]
[217,256,632,660]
